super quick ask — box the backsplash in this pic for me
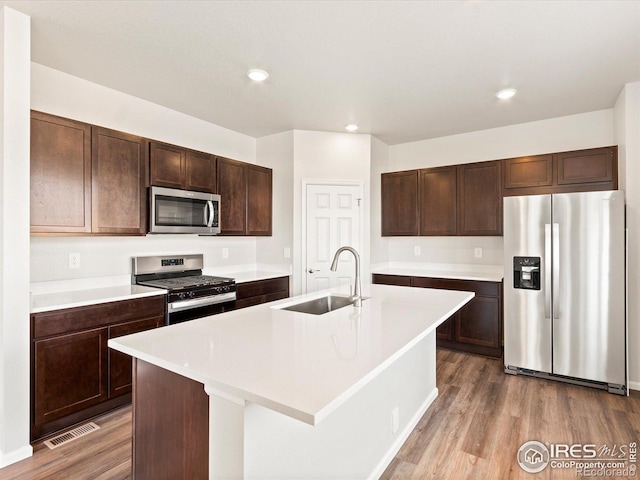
[383,236,504,266]
[30,235,257,283]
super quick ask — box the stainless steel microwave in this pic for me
[149,186,220,235]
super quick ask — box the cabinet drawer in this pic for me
[411,277,500,297]
[33,296,166,339]
[372,274,412,287]
[236,277,289,300]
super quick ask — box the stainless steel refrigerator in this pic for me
[503,190,627,395]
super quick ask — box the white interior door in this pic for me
[305,183,362,293]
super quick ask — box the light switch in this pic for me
[474,247,483,258]
[222,248,229,259]
[414,246,421,256]
[284,247,291,258]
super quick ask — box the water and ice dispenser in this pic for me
[513,256,541,290]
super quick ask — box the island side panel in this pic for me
[132,358,209,480]
[243,332,438,479]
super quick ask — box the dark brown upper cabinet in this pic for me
[217,157,272,236]
[556,147,616,186]
[247,164,273,236]
[149,141,216,193]
[30,111,92,234]
[92,127,147,235]
[30,111,147,236]
[503,146,617,196]
[419,166,457,236]
[503,154,553,189]
[457,161,502,236]
[381,170,419,236]
[382,162,501,237]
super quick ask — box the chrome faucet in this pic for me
[330,246,362,307]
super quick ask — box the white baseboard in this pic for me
[367,387,439,480]
[0,445,33,469]
[629,380,640,392]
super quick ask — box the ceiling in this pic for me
[3,0,640,145]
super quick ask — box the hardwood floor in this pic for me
[2,349,639,479]
[0,406,132,480]
[381,349,640,480]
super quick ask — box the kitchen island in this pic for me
[108,283,473,480]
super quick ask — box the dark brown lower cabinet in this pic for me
[31,296,165,441]
[232,276,290,310]
[133,359,208,480]
[372,274,503,358]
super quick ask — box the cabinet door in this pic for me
[247,165,272,236]
[457,161,502,236]
[503,154,553,190]
[150,141,185,189]
[108,317,164,398]
[556,147,616,186]
[185,151,216,193]
[454,296,501,348]
[381,171,419,236]
[92,127,147,234]
[217,157,247,235]
[419,166,457,236]
[30,111,92,233]
[436,316,455,341]
[34,328,108,426]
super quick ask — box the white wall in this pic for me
[614,82,640,389]
[379,110,616,267]
[30,64,260,285]
[0,7,32,467]
[255,131,294,275]
[292,130,372,295]
[370,136,389,266]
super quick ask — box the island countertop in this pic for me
[108,283,473,425]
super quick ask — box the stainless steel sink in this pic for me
[280,294,362,315]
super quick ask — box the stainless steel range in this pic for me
[132,254,236,324]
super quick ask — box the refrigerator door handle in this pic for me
[552,223,560,319]
[545,223,552,319]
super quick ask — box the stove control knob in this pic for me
[178,292,186,300]
[189,291,196,298]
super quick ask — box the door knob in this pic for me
[308,269,320,274]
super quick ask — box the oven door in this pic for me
[167,292,236,325]
[150,186,220,234]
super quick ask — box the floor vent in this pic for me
[44,422,100,449]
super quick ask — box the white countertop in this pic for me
[30,285,167,314]
[30,270,290,313]
[372,262,504,282]
[108,283,473,426]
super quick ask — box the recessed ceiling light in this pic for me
[345,124,359,132]
[247,69,269,82]
[496,88,517,100]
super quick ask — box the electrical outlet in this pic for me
[284,247,291,259]
[474,247,483,258]
[222,248,229,259]
[414,246,421,256]
[391,407,400,434]
[69,253,81,269]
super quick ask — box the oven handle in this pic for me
[168,292,237,313]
